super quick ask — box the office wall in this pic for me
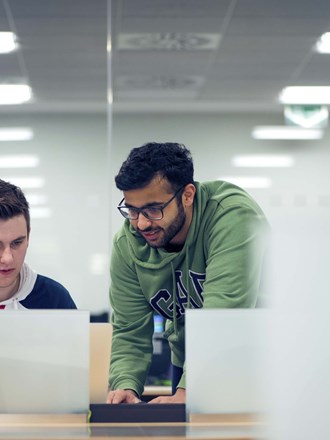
[111,112,330,235]
[0,113,109,313]
[2,110,329,318]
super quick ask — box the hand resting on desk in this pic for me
[148,387,185,404]
[107,389,141,404]
[106,387,186,404]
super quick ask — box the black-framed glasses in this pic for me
[117,186,184,220]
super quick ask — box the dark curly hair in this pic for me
[0,179,30,234]
[115,142,194,192]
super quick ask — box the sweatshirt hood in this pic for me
[0,263,37,309]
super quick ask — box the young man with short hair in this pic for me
[0,179,76,310]
[107,142,269,404]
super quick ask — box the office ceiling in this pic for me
[1,0,330,114]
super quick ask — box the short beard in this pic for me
[148,198,186,249]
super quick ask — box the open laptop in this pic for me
[185,309,271,418]
[89,322,112,404]
[0,310,90,414]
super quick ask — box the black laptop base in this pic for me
[89,403,186,423]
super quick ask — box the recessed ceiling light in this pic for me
[0,127,33,141]
[232,155,294,167]
[0,32,17,53]
[0,155,40,168]
[251,126,323,140]
[0,84,32,105]
[315,32,330,53]
[279,86,330,105]
[218,176,272,189]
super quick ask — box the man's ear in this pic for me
[182,184,196,207]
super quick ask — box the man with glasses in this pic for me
[107,142,269,404]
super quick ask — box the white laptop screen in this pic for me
[0,310,90,414]
[185,309,271,417]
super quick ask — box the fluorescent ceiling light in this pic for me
[0,84,32,105]
[30,207,52,219]
[232,155,294,168]
[219,176,272,189]
[0,155,40,168]
[107,89,113,104]
[107,37,112,52]
[0,127,34,141]
[252,126,323,140]
[316,32,330,53]
[2,177,45,189]
[279,86,330,105]
[89,253,109,275]
[0,32,17,53]
[25,194,48,206]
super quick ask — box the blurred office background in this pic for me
[1,0,330,436]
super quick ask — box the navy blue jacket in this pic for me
[20,274,77,309]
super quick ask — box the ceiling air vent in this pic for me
[116,75,204,90]
[116,76,205,99]
[117,33,221,50]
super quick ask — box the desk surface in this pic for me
[143,385,172,396]
[0,417,267,440]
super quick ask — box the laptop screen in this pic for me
[0,310,90,414]
[185,308,271,417]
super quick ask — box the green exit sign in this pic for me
[284,105,328,128]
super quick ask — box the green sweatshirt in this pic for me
[109,180,269,397]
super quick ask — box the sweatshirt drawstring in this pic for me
[171,262,178,335]
[171,248,191,338]
[186,249,191,310]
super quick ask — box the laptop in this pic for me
[0,310,90,414]
[89,322,112,404]
[185,309,271,418]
